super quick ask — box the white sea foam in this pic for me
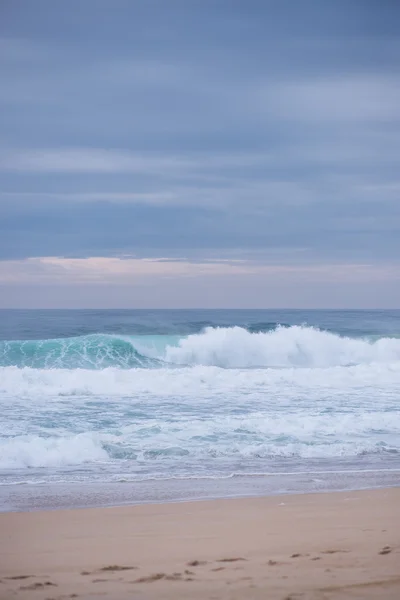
[164,326,400,368]
[1,408,399,471]
[1,326,400,482]
[2,326,400,371]
[1,360,400,398]
[0,433,108,468]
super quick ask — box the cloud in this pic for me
[0,148,272,174]
[0,256,257,285]
[253,75,400,123]
[0,176,399,266]
[0,256,398,288]
[1,1,399,307]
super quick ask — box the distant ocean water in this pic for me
[1,309,400,511]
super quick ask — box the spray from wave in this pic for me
[165,326,400,368]
[1,323,400,487]
[1,326,400,370]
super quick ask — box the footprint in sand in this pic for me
[100,565,138,572]
[164,574,184,581]
[133,572,194,583]
[379,546,392,555]
[81,565,137,576]
[217,557,246,563]
[19,581,57,591]
[133,573,167,583]
[43,595,78,600]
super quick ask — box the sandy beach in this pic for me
[1,488,399,600]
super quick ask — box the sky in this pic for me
[0,0,399,308]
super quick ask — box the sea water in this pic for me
[1,309,399,510]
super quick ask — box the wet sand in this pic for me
[1,487,399,599]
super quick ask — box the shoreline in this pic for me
[1,467,400,513]
[1,487,399,599]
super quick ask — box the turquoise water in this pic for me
[1,309,400,508]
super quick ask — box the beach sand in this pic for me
[1,488,399,600]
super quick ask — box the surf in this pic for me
[165,325,400,368]
[0,334,162,369]
[1,325,400,370]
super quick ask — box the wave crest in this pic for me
[0,433,108,468]
[0,334,160,369]
[1,430,398,471]
[164,326,400,368]
[1,326,400,370]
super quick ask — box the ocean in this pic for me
[1,309,400,511]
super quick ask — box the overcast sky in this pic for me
[0,0,399,308]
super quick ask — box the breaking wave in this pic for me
[164,326,400,368]
[0,334,162,369]
[1,326,400,370]
[1,428,399,471]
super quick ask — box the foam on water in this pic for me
[2,325,400,370]
[1,361,400,399]
[0,433,108,469]
[1,322,400,493]
[164,325,400,367]
[1,366,399,474]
